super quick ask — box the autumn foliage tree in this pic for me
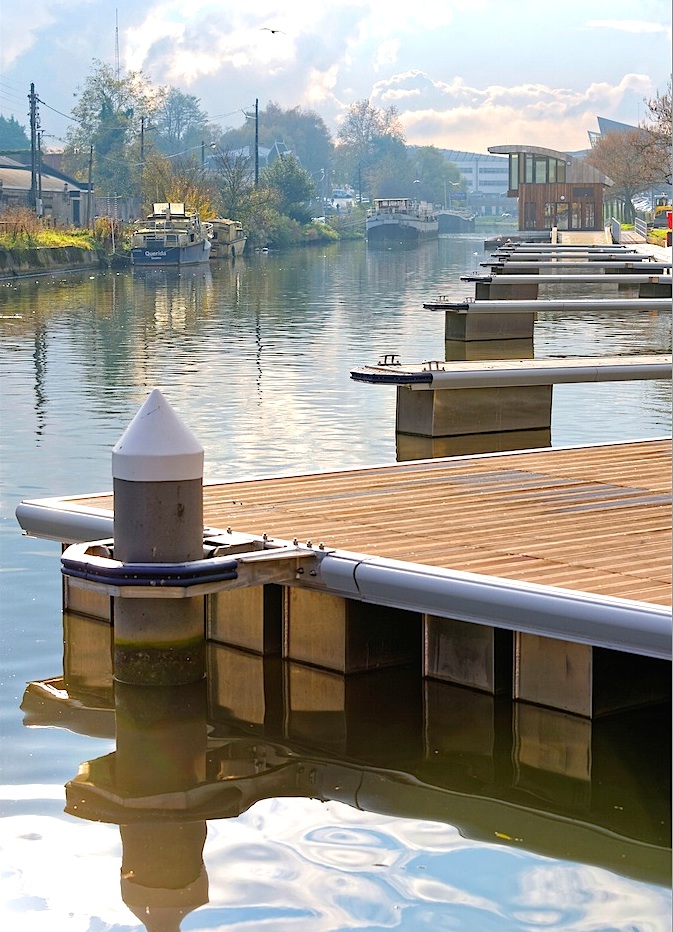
[210,147,254,220]
[140,152,217,218]
[585,128,663,222]
[335,100,410,198]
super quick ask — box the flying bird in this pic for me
[261,27,285,34]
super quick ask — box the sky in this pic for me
[0,0,670,155]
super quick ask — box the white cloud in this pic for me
[374,39,400,71]
[1,1,669,154]
[0,0,94,68]
[585,19,671,34]
[365,69,657,151]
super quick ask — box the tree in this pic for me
[335,100,409,198]
[367,134,413,197]
[584,129,663,222]
[140,152,217,218]
[409,146,462,206]
[261,154,316,222]
[209,147,254,219]
[236,184,284,248]
[640,82,672,186]
[64,61,157,196]
[152,88,213,157]
[0,115,30,149]
[262,102,333,180]
[217,102,333,184]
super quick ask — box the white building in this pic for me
[442,149,510,196]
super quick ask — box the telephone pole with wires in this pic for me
[28,83,39,210]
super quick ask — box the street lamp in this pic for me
[444,180,459,210]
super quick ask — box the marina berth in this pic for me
[350,355,673,388]
[15,438,672,666]
[423,297,672,312]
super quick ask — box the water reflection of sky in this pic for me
[2,794,670,930]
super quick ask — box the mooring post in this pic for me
[112,388,205,685]
[115,680,209,924]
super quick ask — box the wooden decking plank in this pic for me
[62,440,671,608]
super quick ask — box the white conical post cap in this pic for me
[112,388,204,482]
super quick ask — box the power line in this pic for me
[36,97,77,123]
[0,82,30,112]
[210,104,257,121]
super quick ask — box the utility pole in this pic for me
[28,83,38,210]
[140,116,145,164]
[87,144,94,229]
[254,98,259,187]
[36,130,43,215]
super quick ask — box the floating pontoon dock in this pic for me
[480,261,672,272]
[16,438,672,674]
[459,272,671,302]
[423,298,671,313]
[349,355,671,454]
[461,273,672,285]
[350,355,672,387]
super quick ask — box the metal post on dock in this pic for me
[112,388,206,685]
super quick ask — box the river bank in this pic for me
[0,243,102,278]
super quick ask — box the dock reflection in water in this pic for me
[20,609,671,929]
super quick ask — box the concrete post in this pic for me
[112,389,205,685]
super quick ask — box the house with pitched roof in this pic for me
[0,156,87,226]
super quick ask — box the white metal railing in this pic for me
[635,217,648,240]
[610,218,621,243]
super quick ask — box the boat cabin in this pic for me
[372,197,414,213]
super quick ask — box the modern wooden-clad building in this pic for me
[488,144,612,233]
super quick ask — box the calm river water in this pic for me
[0,234,671,930]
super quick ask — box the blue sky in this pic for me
[0,0,670,154]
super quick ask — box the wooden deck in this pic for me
[71,439,671,608]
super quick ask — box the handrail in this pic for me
[635,217,648,240]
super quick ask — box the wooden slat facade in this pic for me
[518,182,605,232]
[70,439,672,608]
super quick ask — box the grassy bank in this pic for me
[0,209,104,276]
[647,228,670,247]
[0,208,97,250]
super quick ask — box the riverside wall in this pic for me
[0,245,101,278]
